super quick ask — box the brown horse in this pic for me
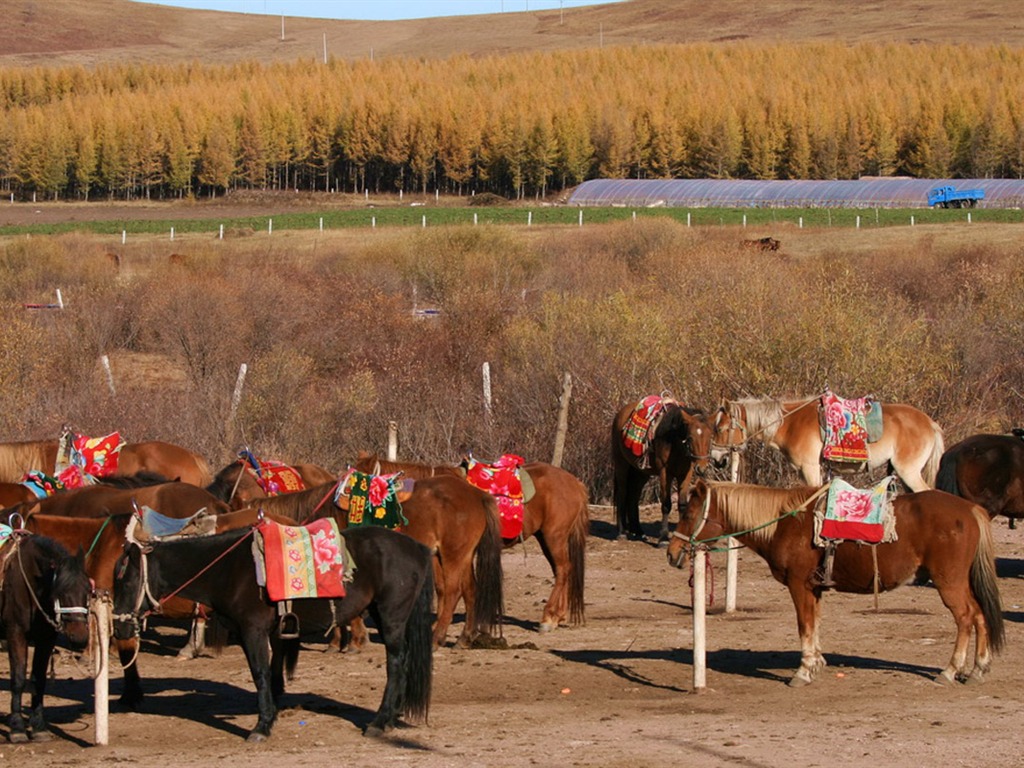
[355,455,589,632]
[0,438,213,486]
[206,458,336,510]
[710,396,944,490]
[231,474,505,648]
[666,480,1004,687]
[0,482,36,509]
[610,398,713,542]
[936,431,1024,529]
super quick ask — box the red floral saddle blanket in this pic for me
[55,429,124,488]
[819,390,882,464]
[254,517,352,602]
[814,477,897,545]
[333,469,411,529]
[621,395,675,469]
[464,453,533,539]
[239,449,306,495]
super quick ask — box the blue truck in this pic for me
[928,185,985,208]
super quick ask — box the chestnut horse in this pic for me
[355,455,589,632]
[220,474,504,648]
[667,480,1004,687]
[610,398,713,542]
[0,438,213,486]
[206,458,335,510]
[936,431,1024,529]
[711,396,944,490]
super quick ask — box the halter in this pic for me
[112,539,163,645]
[668,489,711,568]
[710,404,748,455]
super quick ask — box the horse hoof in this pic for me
[8,732,28,744]
[364,724,386,739]
[246,731,268,743]
[787,674,812,688]
[932,671,956,686]
[538,621,556,633]
[30,730,53,742]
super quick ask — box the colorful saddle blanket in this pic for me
[819,390,883,464]
[55,429,124,488]
[464,453,528,539]
[239,449,306,495]
[621,395,674,469]
[814,476,897,546]
[255,518,351,602]
[20,471,65,499]
[334,469,409,529]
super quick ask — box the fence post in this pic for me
[92,592,111,745]
[387,421,398,461]
[551,372,573,467]
[725,450,740,613]
[226,363,248,438]
[692,547,707,691]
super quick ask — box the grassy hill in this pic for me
[2,0,1022,68]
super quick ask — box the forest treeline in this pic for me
[2,42,1024,201]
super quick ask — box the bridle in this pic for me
[710,405,748,456]
[112,538,162,645]
[668,488,712,568]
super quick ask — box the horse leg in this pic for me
[613,463,642,539]
[176,615,207,660]
[433,559,463,648]
[238,626,277,742]
[786,581,825,687]
[798,462,822,487]
[344,616,370,652]
[26,640,56,742]
[535,533,569,632]
[6,633,29,743]
[932,583,978,685]
[116,637,145,709]
[657,469,673,544]
[455,557,480,649]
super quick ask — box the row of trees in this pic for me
[1,42,1024,201]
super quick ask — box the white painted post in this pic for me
[968,212,972,223]
[799,216,803,228]
[422,215,427,228]
[687,212,691,227]
[474,212,478,226]
[725,450,740,613]
[632,211,636,222]
[387,421,398,461]
[435,190,439,202]
[856,215,861,229]
[268,219,273,235]
[219,224,224,239]
[528,211,533,226]
[121,230,126,244]
[100,355,116,396]
[692,547,707,691]
[482,362,492,420]
[227,363,248,435]
[170,227,174,241]
[742,214,746,227]
[372,216,376,228]
[55,289,64,309]
[319,217,324,232]
[92,592,111,745]
[911,215,915,226]
[578,210,583,227]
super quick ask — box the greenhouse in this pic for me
[567,178,1024,209]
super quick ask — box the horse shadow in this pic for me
[552,645,941,689]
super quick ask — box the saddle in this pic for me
[812,476,897,588]
[333,469,411,529]
[462,454,534,539]
[55,428,124,486]
[622,395,675,470]
[818,389,883,471]
[238,449,306,495]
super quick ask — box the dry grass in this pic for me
[2,0,1023,68]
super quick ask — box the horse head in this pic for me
[710,402,746,468]
[111,535,155,644]
[51,544,92,650]
[666,478,714,569]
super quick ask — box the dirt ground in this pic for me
[1,502,1021,768]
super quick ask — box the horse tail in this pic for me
[934,449,960,497]
[283,636,301,681]
[567,484,590,626]
[471,494,505,638]
[969,506,1005,653]
[401,562,435,724]
[923,421,945,487]
[192,453,215,487]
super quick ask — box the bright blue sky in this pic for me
[133,1,625,21]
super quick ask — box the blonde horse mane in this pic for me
[710,482,818,543]
[730,397,784,443]
[0,441,53,483]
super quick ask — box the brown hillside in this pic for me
[1,0,1022,67]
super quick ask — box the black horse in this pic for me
[1,533,92,743]
[937,430,1024,529]
[113,523,434,742]
[610,398,713,542]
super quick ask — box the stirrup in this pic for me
[278,601,300,639]
[812,544,837,589]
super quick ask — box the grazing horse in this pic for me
[711,396,944,490]
[206,458,335,510]
[113,524,435,741]
[355,455,589,632]
[1,533,92,742]
[610,398,713,542]
[936,431,1024,529]
[0,438,212,486]
[227,474,504,648]
[667,480,1004,687]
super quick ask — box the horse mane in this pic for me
[730,397,787,442]
[711,482,817,543]
[353,453,458,480]
[98,470,173,488]
[0,440,54,483]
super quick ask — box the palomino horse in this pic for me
[206,458,335,510]
[0,532,92,742]
[223,474,504,648]
[113,524,434,741]
[0,438,213,486]
[355,455,589,632]
[711,396,944,490]
[610,398,713,542]
[667,480,1004,687]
